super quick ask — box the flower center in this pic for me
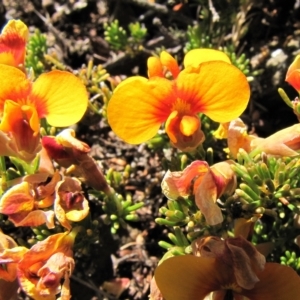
[171,98,191,115]
[61,191,84,210]
[221,282,243,293]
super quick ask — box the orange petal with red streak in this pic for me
[286,55,300,91]
[160,51,180,78]
[31,70,88,126]
[0,20,29,66]
[0,64,31,112]
[0,182,34,215]
[107,76,174,144]
[176,61,250,123]
[148,56,164,78]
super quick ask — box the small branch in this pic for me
[208,0,220,23]
[121,0,168,14]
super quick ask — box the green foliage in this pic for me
[222,44,251,76]
[184,24,212,53]
[156,147,300,273]
[104,20,128,51]
[128,22,147,45]
[89,165,144,234]
[25,29,48,77]
[104,20,147,52]
[225,150,300,270]
[101,191,144,234]
[184,1,253,77]
[281,251,300,272]
[158,226,192,259]
[77,60,112,119]
[184,26,252,77]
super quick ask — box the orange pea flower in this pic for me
[0,19,29,68]
[286,54,300,92]
[154,236,300,300]
[107,49,250,151]
[0,65,88,162]
[54,177,89,230]
[161,160,236,225]
[0,171,61,228]
[17,231,76,300]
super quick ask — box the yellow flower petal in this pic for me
[0,231,24,283]
[183,48,231,68]
[155,255,220,300]
[147,56,164,78]
[286,55,300,91]
[0,52,16,66]
[213,122,230,139]
[286,70,300,92]
[160,51,180,78]
[0,19,29,67]
[0,182,34,215]
[0,101,41,159]
[177,61,250,122]
[179,115,200,136]
[0,64,31,112]
[2,19,29,41]
[31,70,88,127]
[107,76,174,144]
[165,110,180,143]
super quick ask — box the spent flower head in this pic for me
[154,236,300,300]
[162,160,236,225]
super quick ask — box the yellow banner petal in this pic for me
[31,70,88,127]
[183,48,231,68]
[176,61,250,123]
[107,76,174,144]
